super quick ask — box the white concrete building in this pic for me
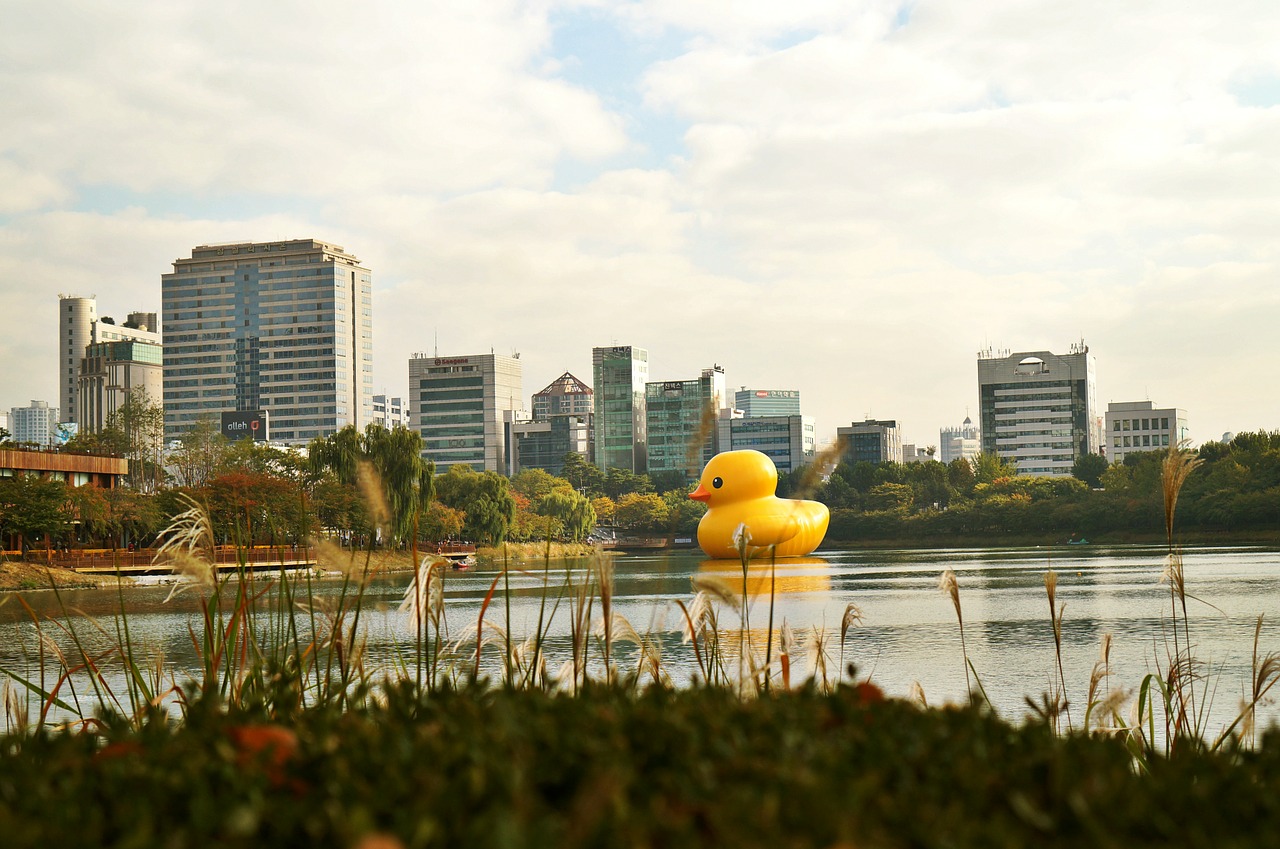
[977,341,1101,476]
[940,416,981,465]
[372,394,410,429]
[59,296,159,427]
[1105,401,1188,463]
[10,401,60,447]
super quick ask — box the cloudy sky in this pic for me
[3,0,1279,448]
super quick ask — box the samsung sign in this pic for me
[221,410,270,442]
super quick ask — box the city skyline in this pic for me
[3,3,1279,449]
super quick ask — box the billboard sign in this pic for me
[221,410,270,442]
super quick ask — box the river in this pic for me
[4,543,1280,736]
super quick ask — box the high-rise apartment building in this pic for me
[77,339,163,433]
[837,419,903,465]
[10,401,60,447]
[372,394,410,430]
[645,366,726,480]
[733,388,801,418]
[410,353,522,473]
[161,240,373,444]
[59,296,160,426]
[1105,401,1188,463]
[592,345,648,473]
[977,342,1100,476]
[940,416,980,465]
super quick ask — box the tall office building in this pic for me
[718,415,815,473]
[940,416,980,465]
[161,239,373,444]
[1105,401,1188,463]
[645,365,726,480]
[977,342,1100,476]
[59,296,160,426]
[509,416,592,477]
[733,388,801,418]
[410,352,522,473]
[592,345,648,473]
[10,401,60,447]
[77,339,163,433]
[837,419,903,465]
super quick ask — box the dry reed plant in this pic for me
[1043,570,1072,730]
[938,569,973,700]
[839,602,863,678]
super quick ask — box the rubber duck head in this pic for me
[689,449,778,506]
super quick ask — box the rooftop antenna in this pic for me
[433,327,438,357]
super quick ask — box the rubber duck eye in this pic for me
[712,476,723,489]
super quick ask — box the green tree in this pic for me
[560,453,605,498]
[0,475,69,555]
[973,452,1018,484]
[1072,452,1109,489]
[604,467,654,499]
[308,424,434,545]
[661,489,706,534]
[536,489,597,541]
[511,468,565,502]
[613,492,669,532]
[434,465,517,545]
[649,469,691,496]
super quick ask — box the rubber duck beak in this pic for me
[689,484,710,502]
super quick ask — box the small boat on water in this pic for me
[1068,538,1089,545]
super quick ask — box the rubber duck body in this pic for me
[689,450,830,559]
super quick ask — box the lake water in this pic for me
[4,543,1280,736]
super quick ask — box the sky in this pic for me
[3,0,1280,449]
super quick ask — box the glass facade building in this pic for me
[717,415,815,473]
[510,415,591,476]
[837,419,903,465]
[77,340,163,434]
[410,353,522,473]
[592,346,648,473]
[645,366,726,480]
[733,389,801,418]
[161,240,373,444]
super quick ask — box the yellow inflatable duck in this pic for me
[688,449,830,559]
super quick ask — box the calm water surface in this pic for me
[4,544,1280,733]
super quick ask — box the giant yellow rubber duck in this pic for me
[688,449,830,559]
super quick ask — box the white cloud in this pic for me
[3,0,1280,446]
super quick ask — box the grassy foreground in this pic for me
[3,683,1279,849]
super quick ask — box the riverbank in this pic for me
[476,541,609,564]
[0,561,129,592]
